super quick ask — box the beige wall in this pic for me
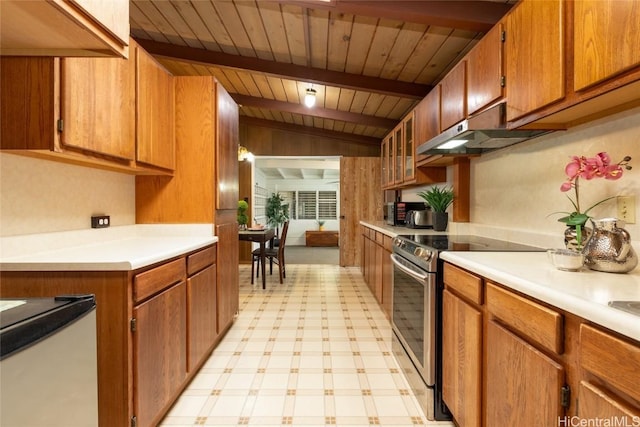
[470,106,639,243]
[2,107,638,241]
[0,153,135,236]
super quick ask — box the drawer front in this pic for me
[383,235,393,252]
[375,231,384,245]
[187,245,216,276]
[134,258,186,303]
[486,283,563,354]
[578,381,640,420]
[580,324,640,402]
[443,263,483,305]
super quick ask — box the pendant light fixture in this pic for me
[304,87,317,108]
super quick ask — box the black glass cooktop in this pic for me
[396,234,545,252]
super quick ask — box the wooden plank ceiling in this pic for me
[130,0,515,145]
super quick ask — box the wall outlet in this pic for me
[616,196,636,224]
[91,215,110,228]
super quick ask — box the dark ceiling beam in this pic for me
[240,117,381,146]
[283,1,512,32]
[134,39,430,100]
[233,94,398,129]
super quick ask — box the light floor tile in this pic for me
[159,265,454,427]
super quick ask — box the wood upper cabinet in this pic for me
[393,124,403,185]
[216,84,240,210]
[135,42,175,171]
[381,132,395,189]
[60,57,135,160]
[466,24,504,116]
[380,137,389,189]
[414,86,440,147]
[573,0,640,91]
[486,320,566,426]
[504,0,565,121]
[136,76,239,223]
[0,0,129,58]
[440,60,467,131]
[1,56,136,165]
[402,113,415,183]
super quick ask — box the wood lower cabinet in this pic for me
[0,244,218,427]
[486,320,566,425]
[442,290,482,427]
[134,281,187,427]
[442,263,587,427]
[381,235,393,318]
[187,246,217,372]
[442,264,483,427]
[360,226,392,319]
[579,324,640,421]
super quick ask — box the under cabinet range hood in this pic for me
[417,103,554,156]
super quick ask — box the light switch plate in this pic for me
[616,196,636,224]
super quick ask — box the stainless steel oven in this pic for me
[390,236,446,420]
[390,234,545,421]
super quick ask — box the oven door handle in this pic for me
[390,254,430,283]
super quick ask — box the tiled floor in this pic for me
[160,264,454,426]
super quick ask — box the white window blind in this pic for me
[318,191,337,219]
[298,191,317,219]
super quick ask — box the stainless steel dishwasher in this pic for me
[0,294,98,427]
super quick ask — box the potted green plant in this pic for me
[317,220,325,231]
[237,200,249,229]
[418,186,454,231]
[266,192,289,229]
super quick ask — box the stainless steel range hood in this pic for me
[417,103,554,156]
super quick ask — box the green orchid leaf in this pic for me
[556,213,589,226]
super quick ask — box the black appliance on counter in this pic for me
[390,234,544,421]
[386,201,426,226]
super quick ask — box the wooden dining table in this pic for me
[238,228,276,289]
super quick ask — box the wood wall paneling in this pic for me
[339,157,383,266]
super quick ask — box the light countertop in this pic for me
[0,224,217,271]
[360,220,640,342]
[441,251,640,342]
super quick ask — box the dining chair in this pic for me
[252,221,289,284]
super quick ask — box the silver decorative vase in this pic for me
[563,224,592,252]
[581,218,638,273]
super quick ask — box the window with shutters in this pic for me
[298,191,317,219]
[318,191,337,219]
